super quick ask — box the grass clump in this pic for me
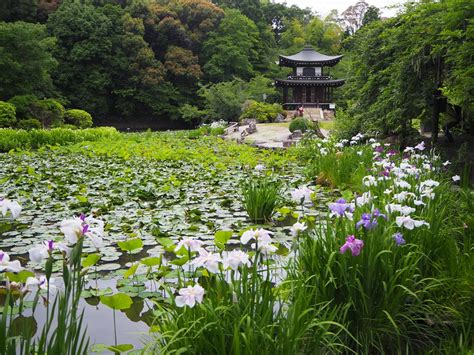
[242,175,280,223]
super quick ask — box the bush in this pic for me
[8,95,39,120]
[0,101,16,128]
[33,98,66,128]
[179,104,207,123]
[64,109,93,128]
[289,118,313,133]
[240,100,284,123]
[0,127,119,151]
[16,118,42,130]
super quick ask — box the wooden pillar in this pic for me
[283,87,288,104]
[302,86,306,103]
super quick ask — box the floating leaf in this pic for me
[5,270,35,283]
[141,257,161,267]
[91,343,134,354]
[82,253,101,268]
[214,230,232,249]
[124,263,139,279]
[100,293,133,310]
[118,238,143,253]
[156,237,175,252]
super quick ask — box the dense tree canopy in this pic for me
[0,0,471,136]
[339,0,473,138]
[0,21,56,99]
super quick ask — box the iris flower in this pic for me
[175,284,205,308]
[0,198,22,219]
[60,214,104,249]
[222,250,251,270]
[28,240,70,264]
[340,235,364,256]
[191,248,221,274]
[290,222,307,237]
[0,250,22,273]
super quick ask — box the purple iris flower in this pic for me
[79,213,86,221]
[356,209,386,230]
[356,213,377,230]
[388,150,398,156]
[372,209,386,220]
[340,235,364,256]
[374,146,384,153]
[380,170,390,177]
[47,240,54,251]
[82,224,89,235]
[329,198,354,217]
[393,232,406,246]
[0,252,4,262]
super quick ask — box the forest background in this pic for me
[0,0,472,136]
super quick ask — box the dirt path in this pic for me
[226,122,330,148]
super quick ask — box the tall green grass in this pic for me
[0,241,89,354]
[242,176,281,223]
[0,127,119,152]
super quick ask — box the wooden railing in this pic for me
[283,103,333,110]
[286,75,332,80]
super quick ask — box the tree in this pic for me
[279,18,305,54]
[362,6,380,26]
[340,0,369,35]
[48,2,174,118]
[0,21,56,99]
[0,0,37,22]
[200,75,276,121]
[339,0,473,140]
[261,2,313,43]
[202,9,259,82]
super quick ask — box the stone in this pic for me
[275,113,285,123]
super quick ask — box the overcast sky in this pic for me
[275,0,408,17]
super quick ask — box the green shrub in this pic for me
[0,101,16,128]
[16,118,42,130]
[8,94,39,120]
[179,104,207,123]
[240,100,284,123]
[289,117,313,133]
[34,98,66,128]
[0,127,119,151]
[64,109,93,128]
[242,176,280,223]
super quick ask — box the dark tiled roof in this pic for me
[279,47,343,66]
[275,78,345,87]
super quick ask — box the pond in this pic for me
[0,147,330,348]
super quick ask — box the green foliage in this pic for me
[100,293,133,311]
[240,100,283,123]
[289,118,313,133]
[0,241,90,354]
[33,98,65,128]
[0,22,56,100]
[341,0,474,137]
[200,76,276,122]
[0,101,16,128]
[0,0,37,22]
[242,175,280,223]
[203,8,260,82]
[8,95,39,120]
[295,137,373,188]
[0,127,119,152]
[16,118,42,130]
[64,109,93,128]
[178,104,207,123]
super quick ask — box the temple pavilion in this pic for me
[274,46,345,110]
